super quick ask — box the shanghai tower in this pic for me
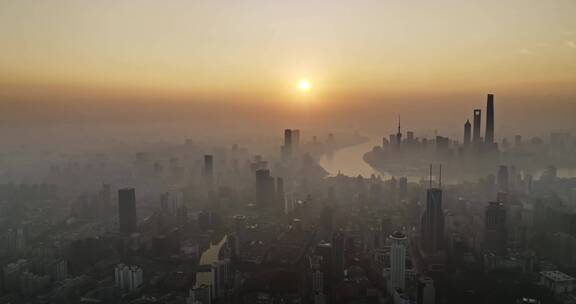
[485,94,494,145]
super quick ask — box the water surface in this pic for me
[194,235,227,288]
[320,140,389,178]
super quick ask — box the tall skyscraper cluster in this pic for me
[464,94,496,151]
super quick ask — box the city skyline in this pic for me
[0,2,576,304]
[0,0,575,138]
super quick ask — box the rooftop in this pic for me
[540,270,575,282]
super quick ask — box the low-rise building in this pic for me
[540,270,575,294]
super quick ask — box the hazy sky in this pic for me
[0,0,575,137]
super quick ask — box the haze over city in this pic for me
[0,1,576,304]
[1,0,575,143]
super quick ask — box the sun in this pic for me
[297,79,311,92]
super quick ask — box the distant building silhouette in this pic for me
[485,94,495,146]
[464,120,471,146]
[292,129,301,152]
[473,109,482,146]
[435,136,449,154]
[118,188,137,234]
[396,116,402,149]
[407,131,414,143]
[203,154,214,185]
[255,169,274,208]
[282,129,301,160]
[514,135,522,147]
[283,129,292,160]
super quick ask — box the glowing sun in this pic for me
[297,79,311,92]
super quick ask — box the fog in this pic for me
[1,87,574,148]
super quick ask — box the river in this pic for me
[320,139,390,178]
[320,140,576,180]
[194,235,227,288]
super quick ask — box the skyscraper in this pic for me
[276,177,285,207]
[187,285,211,304]
[407,131,414,143]
[463,120,471,146]
[399,177,408,201]
[484,201,507,255]
[485,94,495,146]
[255,169,274,208]
[282,129,293,160]
[233,214,246,232]
[473,109,482,146]
[332,232,345,285]
[420,188,444,255]
[203,154,214,185]
[284,128,292,146]
[312,269,326,304]
[292,129,300,151]
[389,231,407,290]
[417,276,436,304]
[118,188,137,234]
[311,266,325,300]
[497,165,509,194]
[396,116,402,148]
[211,259,231,299]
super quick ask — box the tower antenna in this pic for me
[429,164,432,188]
[439,164,442,188]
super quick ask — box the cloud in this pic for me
[566,41,576,49]
[518,48,535,55]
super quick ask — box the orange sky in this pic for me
[0,0,575,137]
[1,1,576,97]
